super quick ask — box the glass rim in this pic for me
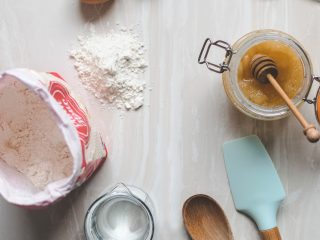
[84,186,155,240]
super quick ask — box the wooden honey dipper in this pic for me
[251,54,320,143]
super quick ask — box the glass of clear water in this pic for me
[85,183,154,240]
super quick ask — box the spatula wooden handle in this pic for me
[267,74,320,143]
[260,227,281,240]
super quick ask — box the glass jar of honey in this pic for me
[199,29,320,122]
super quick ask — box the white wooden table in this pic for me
[1,0,320,239]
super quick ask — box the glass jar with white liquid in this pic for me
[84,183,154,240]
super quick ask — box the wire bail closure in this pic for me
[303,75,320,124]
[198,38,233,73]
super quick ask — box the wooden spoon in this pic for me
[182,194,233,240]
[251,54,320,143]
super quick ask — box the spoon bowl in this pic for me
[182,194,233,240]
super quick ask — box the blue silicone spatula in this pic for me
[223,135,285,240]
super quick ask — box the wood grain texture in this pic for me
[183,195,233,240]
[0,0,320,240]
[260,227,282,240]
[251,54,320,142]
[267,74,320,142]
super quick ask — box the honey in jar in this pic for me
[199,30,314,120]
[199,30,320,122]
[237,40,304,107]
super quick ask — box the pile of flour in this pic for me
[0,79,73,190]
[70,27,147,110]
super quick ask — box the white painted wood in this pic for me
[0,0,320,239]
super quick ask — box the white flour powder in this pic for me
[70,27,147,110]
[0,79,73,190]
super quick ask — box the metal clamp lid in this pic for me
[303,76,320,124]
[198,38,233,73]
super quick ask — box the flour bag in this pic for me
[0,69,107,207]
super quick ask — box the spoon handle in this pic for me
[267,74,320,143]
[260,227,281,240]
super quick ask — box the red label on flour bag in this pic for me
[49,80,90,167]
[47,77,107,184]
[0,69,107,207]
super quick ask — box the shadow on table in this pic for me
[0,181,95,240]
[0,159,113,240]
[79,0,115,22]
[25,187,87,240]
[224,99,291,152]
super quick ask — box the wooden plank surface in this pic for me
[0,0,320,239]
